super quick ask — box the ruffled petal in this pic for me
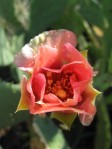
[32,73,46,102]
[43,94,79,106]
[16,75,30,112]
[14,45,35,72]
[34,45,58,71]
[29,29,77,49]
[44,93,61,104]
[55,43,93,68]
[77,83,101,126]
[62,61,93,81]
[29,103,86,115]
[44,29,77,48]
[27,75,35,107]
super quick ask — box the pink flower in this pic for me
[15,30,100,127]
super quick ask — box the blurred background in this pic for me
[0,0,112,149]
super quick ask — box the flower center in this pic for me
[45,71,73,101]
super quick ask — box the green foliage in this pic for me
[0,27,13,66]
[0,81,29,128]
[0,0,22,30]
[51,112,77,130]
[33,117,70,149]
[29,0,68,37]
[53,0,84,34]
[108,50,112,73]
[95,99,111,149]
[0,27,24,66]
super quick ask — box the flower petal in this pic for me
[56,43,92,68]
[62,61,93,81]
[34,45,58,71]
[44,29,77,48]
[29,29,77,49]
[14,45,35,72]
[30,103,86,115]
[77,83,101,125]
[78,114,94,126]
[16,75,30,112]
[44,93,61,104]
[32,73,46,102]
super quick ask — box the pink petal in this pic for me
[76,83,100,125]
[44,93,62,104]
[29,103,86,115]
[44,93,80,107]
[43,61,93,81]
[14,45,35,72]
[27,75,35,107]
[64,43,90,64]
[62,61,93,81]
[78,113,94,126]
[44,29,77,49]
[32,73,46,102]
[55,43,93,68]
[16,75,30,112]
[34,45,58,72]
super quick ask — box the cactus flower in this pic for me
[15,30,100,128]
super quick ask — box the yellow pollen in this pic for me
[55,89,67,98]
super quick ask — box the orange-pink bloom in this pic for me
[15,30,100,127]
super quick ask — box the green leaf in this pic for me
[0,0,22,29]
[0,81,29,128]
[0,27,13,66]
[76,0,104,28]
[53,0,84,34]
[51,112,77,130]
[29,0,68,37]
[94,73,112,91]
[105,94,112,105]
[33,116,70,149]
[0,27,24,66]
[95,98,111,149]
[10,34,24,53]
[100,0,112,26]
[78,35,89,50]
[108,49,112,73]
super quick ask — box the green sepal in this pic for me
[80,50,88,59]
[51,112,77,130]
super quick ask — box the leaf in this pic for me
[78,35,89,50]
[33,116,70,149]
[105,94,112,105]
[95,98,111,149]
[0,27,24,66]
[0,0,22,29]
[94,73,112,91]
[0,27,13,66]
[0,81,29,128]
[76,0,104,28]
[100,0,112,26]
[53,0,84,34]
[10,34,24,53]
[29,0,68,37]
[108,49,112,73]
[51,112,77,130]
